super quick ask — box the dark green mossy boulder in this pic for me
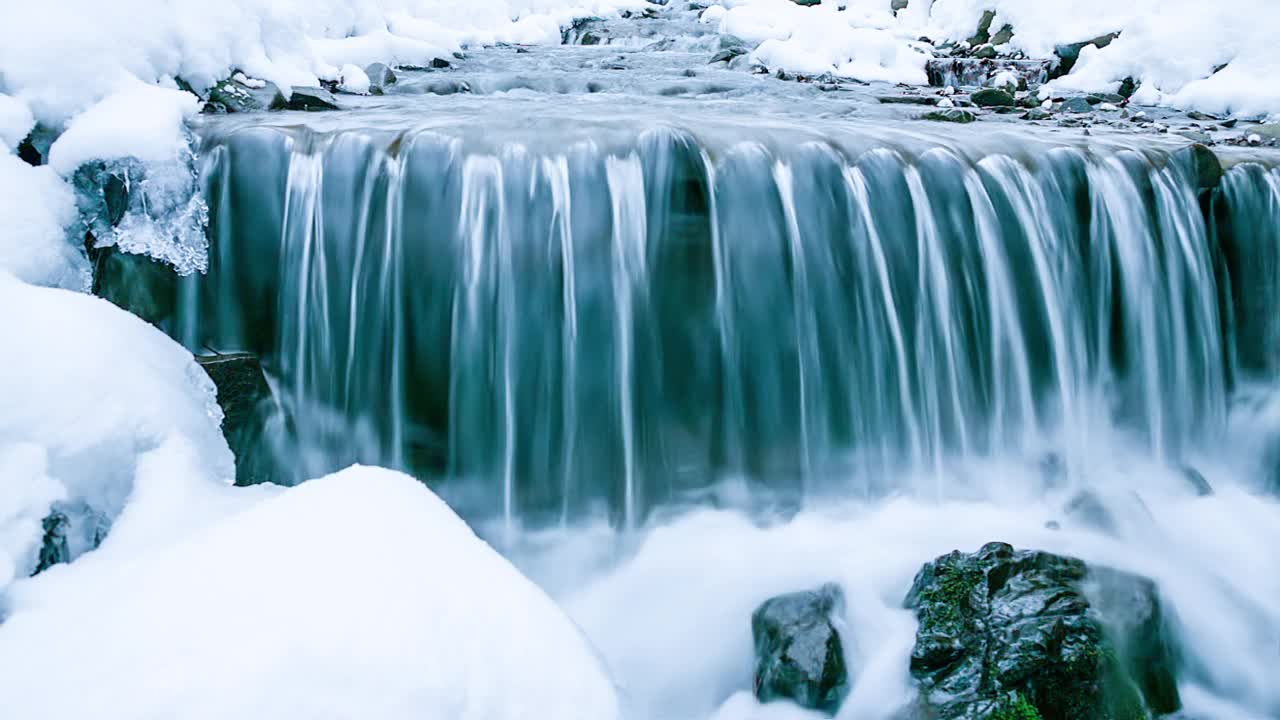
[904,542,1180,720]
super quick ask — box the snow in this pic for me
[0,94,33,151]
[0,154,86,290]
[47,82,198,175]
[340,63,372,95]
[698,0,1280,118]
[0,466,622,720]
[0,272,233,597]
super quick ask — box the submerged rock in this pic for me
[197,353,279,487]
[904,542,1180,720]
[1172,143,1223,193]
[752,583,850,715]
[1178,466,1214,496]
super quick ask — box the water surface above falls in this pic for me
[171,17,1280,720]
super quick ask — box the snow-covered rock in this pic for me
[0,154,84,289]
[0,272,233,593]
[0,465,623,720]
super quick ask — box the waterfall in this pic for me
[176,124,1278,527]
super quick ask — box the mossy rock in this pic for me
[904,542,1180,720]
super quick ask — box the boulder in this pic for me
[203,77,280,114]
[364,63,397,95]
[971,88,1016,107]
[1060,96,1094,114]
[197,353,279,487]
[1052,33,1121,79]
[752,583,850,715]
[271,85,341,112]
[922,109,978,123]
[904,542,1180,720]
[1171,144,1222,193]
[967,10,998,46]
[90,245,178,327]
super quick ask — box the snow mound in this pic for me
[0,272,232,596]
[0,465,622,720]
[0,154,85,290]
[0,0,649,127]
[700,0,1280,118]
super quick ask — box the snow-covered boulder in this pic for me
[0,272,233,592]
[0,465,622,720]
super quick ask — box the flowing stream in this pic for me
[173,10,1280,719]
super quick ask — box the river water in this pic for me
[178,7,1280,719]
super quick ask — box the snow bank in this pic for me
[0,466,622,720]
[0,155,85,289]
[0,272,233,594]
[0,0,647,128]
[706,0,929,84]
[700,0,1280,118]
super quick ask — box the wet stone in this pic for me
[922,109,977,123]
[197,353,279,487]
[904,542,1180,720]
[753,583,850,716]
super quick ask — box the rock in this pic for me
[1087,569,1184,715]
[1178,466,1214,496]
[905,542,1180,720]
[1118,77,1138,98]
[1021,108,1053,121]
[971,88,1016,107]
[792,0,822,5]
[197,353,279,487]
[967,10,997,46]
[990,25,1015,46]
[1060,96,1095,113]
[1171,143,1222,192]
[204,77,280,114]
[16,123,58,166]
[364,63,397,94]
[891,0,909,12]
[270,85,340,112]
[1064,490,1118,534]
[89,245,178,327]
[1253,122,1280,141]
[34,510,71,575]
[710,48,747,64]
[752,583,850,715]
[878,95,940,106]
[922,109,977,124]
[1052,32,1120,79]
[972,44,999,60]
[1087,92,1126,105]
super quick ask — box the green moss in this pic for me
[991,694,1042,720]
[920,563,983,633]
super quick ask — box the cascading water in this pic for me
[178,125,1243,520]
[168,25,1280,719]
